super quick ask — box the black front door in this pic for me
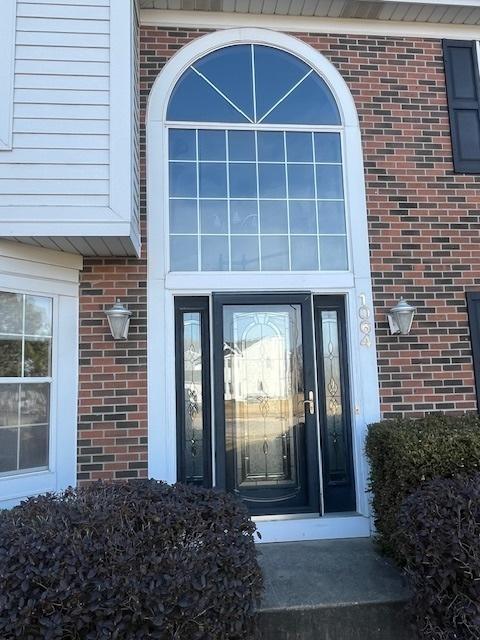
[175,292,356,516]
[213,292,320,516]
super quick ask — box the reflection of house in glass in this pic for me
[321,311,347,484]
[182,313,204,485]
[224,309,303,490]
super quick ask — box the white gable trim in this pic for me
[0,0,16,150]
[141,9,480,40]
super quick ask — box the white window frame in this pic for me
[0,290,56,479]
[147,29,381,542]
[0,0,16,150]
[0,242,81,508]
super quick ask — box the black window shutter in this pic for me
[443,40,480,174]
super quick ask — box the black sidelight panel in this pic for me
[467,292,480,411]
[314,295,356,513]
[174,297,212,487]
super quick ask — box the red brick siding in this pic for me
[78,259,148,482]
[76,27,480,483]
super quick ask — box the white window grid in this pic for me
[0,291,54,477]
[168,127,348,272]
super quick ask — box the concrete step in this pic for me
[256,538,413,640]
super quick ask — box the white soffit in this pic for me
[140,0,480,37]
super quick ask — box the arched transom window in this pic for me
[167,44,348,272]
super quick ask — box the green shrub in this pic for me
[365,413,480,559]
[397,474,480,639]
[0,480,263,640]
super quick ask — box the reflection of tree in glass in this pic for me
[0,339,21,377]
[25,296,52,336]
[0,292,23,334]
[24,340,50,377]
[0,293,52,377]
[21,384,49,425]
[0,385,20,427]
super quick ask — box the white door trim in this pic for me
[147,28,380,541]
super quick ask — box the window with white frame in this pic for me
[167,44,348,272]
[0,292,52,475]
[0,244,80,508]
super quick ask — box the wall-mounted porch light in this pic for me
[105,300,132,340]
[387,298,416,336]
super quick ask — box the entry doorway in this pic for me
[175,292,355,517]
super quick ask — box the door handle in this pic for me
[303,390,315,415]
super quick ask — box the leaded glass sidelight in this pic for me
[167,44,348,273]
[175,298,211,486]
[181,313,204,483]
[320,310,347,484]
[314,295,356,513]
[0,292,52,476]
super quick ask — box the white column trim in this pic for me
[0,0,16,150]
[110,0,136,230]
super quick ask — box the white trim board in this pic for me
[0,217,140,257]
[0,241,82,298]
[0,0,16,150]
[0,240,83,272]
[380,0,480,6]
[141,9,480,39]
[110,0,137,233]
[255,514,371,544]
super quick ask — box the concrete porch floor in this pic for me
[256,538,413,640]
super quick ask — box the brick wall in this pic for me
[76,26,480,482]
[77,259,148,482]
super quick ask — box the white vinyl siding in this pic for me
[0,0,140,256]
[5,0,110,207]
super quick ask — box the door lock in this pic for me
[303,390,315,415]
